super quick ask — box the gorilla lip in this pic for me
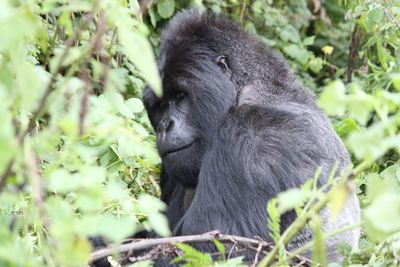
[163,142,194,157]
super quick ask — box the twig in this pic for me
[227,243,238,259]
[79,68,92,136]
[251,241,263,267]
[28,151,44,210]
[89,231,273,263]
[346,25,362,83]
[43,24,60,69]
[239,0,247,23]
[0,160,14,193]
[139,0,153,17]
[383,0,400,30]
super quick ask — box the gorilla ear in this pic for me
[216,55,231,79]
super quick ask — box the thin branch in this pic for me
[89,231,273,263]
[43,24,60,69]
[139,0,153,17]
[0,160,14,193]
[383,0,400,30]
[346,25,362,83]
[250,241,263,267]
[28,151,44,209]
[79,68,92,136]
[239,0,247,23]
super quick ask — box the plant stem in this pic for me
[258,160,371,267]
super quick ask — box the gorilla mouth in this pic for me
[163,142,194,157]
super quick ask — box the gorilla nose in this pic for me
[158,117,175,136]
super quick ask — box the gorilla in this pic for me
[142,10,360,262]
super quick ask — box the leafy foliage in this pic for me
[0,0,399,266]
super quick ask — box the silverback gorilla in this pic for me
[143,10,360,262]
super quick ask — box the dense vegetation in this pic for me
[0,0,399,266]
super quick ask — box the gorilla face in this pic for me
[143,46,236,188]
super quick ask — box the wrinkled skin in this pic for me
[143,10,360,263]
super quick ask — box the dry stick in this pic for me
[251,241,264,267]
[346,25,362,83]
[89,231,273,263]
[258,160,371,267]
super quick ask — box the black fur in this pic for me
[143,10,360,263]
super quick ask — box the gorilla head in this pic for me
[143,13,239,188]
[143,11,314,188]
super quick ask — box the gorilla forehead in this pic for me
[161,45,218,78]
[160,10,241,50]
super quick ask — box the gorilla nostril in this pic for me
[165,119,174,133]
[158,118,175,135]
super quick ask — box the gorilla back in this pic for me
[143,10,360,262]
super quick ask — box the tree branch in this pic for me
[89,231,273,263]
[346,25,362,83]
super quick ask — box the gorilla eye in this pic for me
[175,92,187,102]
[216,55,228,71]
[216,55,231,79]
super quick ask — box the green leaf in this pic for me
[308,57,323,74]
[157,0,175,19]
[213,240,225,254]
[311,216,327,266]
[279,25,300,43]
[334,117,359,138]
[267,198,280,243]
[303,36,315,46]
[48,169,80,193]
[148,213,171,237]
[368,7,384,23]
[328,182,351,218]
[78,214,136,242]
[380,164,400,182]
[126,98,144,113]
[106,92,135,119]
[276,188,312,214]
[173,243,212,265]
[317,80,346,117]
[347,120,396,160]
[390,73,400,91]
[118,24,162,96]
[364,192,400,242]
[283,44,310,65]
